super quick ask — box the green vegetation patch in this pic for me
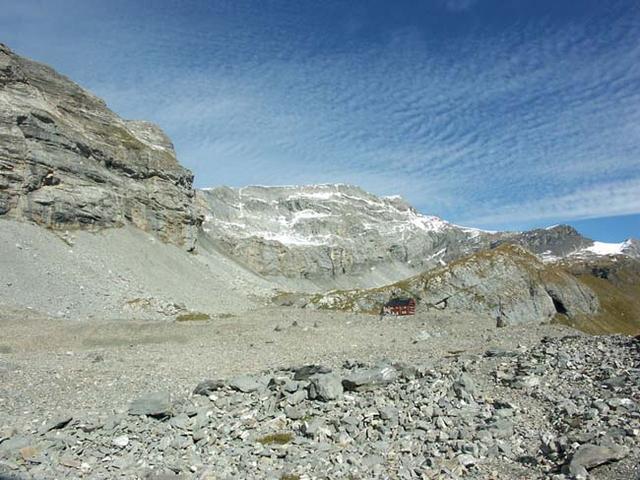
[257,432,294,445]
[176,312,211,322]
[556,256,640,335]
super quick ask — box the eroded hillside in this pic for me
[558,256,640,334]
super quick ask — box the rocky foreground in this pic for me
[1,334,638,480]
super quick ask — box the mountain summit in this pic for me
[198,184,497,285]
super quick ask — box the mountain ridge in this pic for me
[197,184,638,284]
[2,42,635,275]
[304,244,600,323]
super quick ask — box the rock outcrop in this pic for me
[309,245,599,325]
[495,224,594,259]
[558,255,640,334]
[0,44,200,249]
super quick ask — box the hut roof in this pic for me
[384,297,415,307]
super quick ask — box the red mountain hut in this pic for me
[382,298,416,316]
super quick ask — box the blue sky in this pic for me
[2,0,639,241]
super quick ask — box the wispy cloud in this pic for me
[466,178,640,229]
[2,0,640,233]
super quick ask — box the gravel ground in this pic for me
[2,307,638,479]
[0,308,565,416]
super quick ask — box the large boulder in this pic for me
[342,365,398,392]
[307,373,344,401]
[568,443,629,479]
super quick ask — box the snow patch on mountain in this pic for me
[196,184,499,280]
[585,241,627,256]
[562,238,640,261]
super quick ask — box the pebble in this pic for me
[112,435,129,448]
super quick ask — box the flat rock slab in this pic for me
[569,443,630,479]
[128,392,172,418]
[193,379,225,396]
[485,347,518,357]
[293,365,332,381]
[342,366,398,391]
[39,415,72,434]
[228,374,269,393]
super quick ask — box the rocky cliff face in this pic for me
[0,44,200,249]
[308,245,600,326]
[198,184,632,282]
[198,184,503,280]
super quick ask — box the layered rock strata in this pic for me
[0,44,200,249]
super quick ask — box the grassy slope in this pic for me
[560,257,640,335]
